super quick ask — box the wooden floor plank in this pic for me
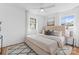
[71,47,79,55]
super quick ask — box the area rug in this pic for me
[56,45,72,55]
[6,43,72,55]
[6,43,37,55]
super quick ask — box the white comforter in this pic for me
[27,34,65,54]
[40,34,65,47]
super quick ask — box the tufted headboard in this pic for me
[44,26,65,36]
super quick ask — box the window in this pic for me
[61,15,75,27]
[27,17,37,34]
[30,18,36,29]
[61,15,75,37]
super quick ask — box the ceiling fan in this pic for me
[32,4,55,12]
[40,4,55,12]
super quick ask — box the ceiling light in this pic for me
[40,8,44,12]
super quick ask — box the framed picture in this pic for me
[47,19,55,26]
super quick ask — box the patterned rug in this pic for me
[56,45,72,55]
[6,43,72,55]
[7,43,37,55]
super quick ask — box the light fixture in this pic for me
[40,8,44,12]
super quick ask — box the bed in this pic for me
[25,34,65,55]
[25,26,66,55]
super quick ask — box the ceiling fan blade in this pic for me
[44,4,55,9]
[28,4,55,10]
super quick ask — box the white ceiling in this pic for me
[10,3,79,16]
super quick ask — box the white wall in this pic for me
[0,4,25,47]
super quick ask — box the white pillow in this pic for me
[54,31,62,36]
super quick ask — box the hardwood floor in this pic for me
[0,48,7,55]
[71,47,79,55]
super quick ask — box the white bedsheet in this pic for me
[40,34,65,47]
[27,34,58,54]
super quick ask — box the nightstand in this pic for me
[66,37,75,47]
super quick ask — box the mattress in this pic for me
[26,34,58,54]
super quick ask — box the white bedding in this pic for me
[26,34,65,54]
[40,34,65,47]
[27,34,58,54]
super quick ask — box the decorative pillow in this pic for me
[44,30,51,35]
[50,30,55,35]
[44,30,54,35]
